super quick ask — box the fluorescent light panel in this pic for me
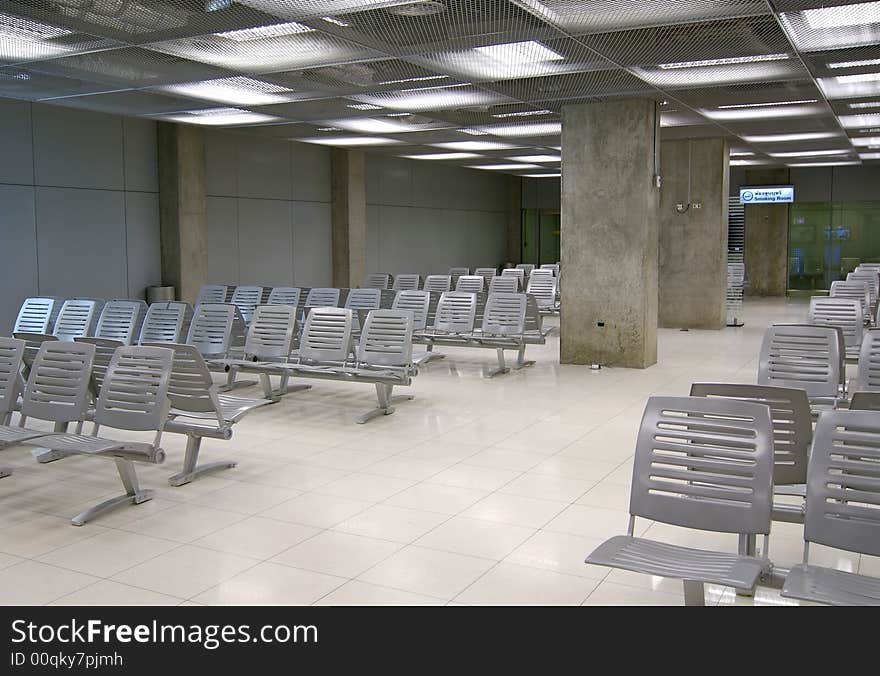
[468,164,542,170]
[828,57,880,69]
[657,54,788,69]
[324,118,412,134]
[521,173,561,178]
[730,159,769,166]
[703,103,824,121]
[161,108,281,126]
[788,161,861,167]
[216,22,313,41]
[508,154,561,162]
[321,16,350,27]
[401,153,480,160]
[851,136,880,146]
[803,1,880,30]
[473,41,564,65]
[161,76,295,106]
[860,152,880,159]
[347,103,383,110]
[717,99,817,109]
[432,141,518,151]
[839,113,880,128]
[742,132,841,143]
[769,149,853,158]
[835,72,880,83]
[849,101,880,108]
[299,136,403,147]
[478,122,562,137]
[378,75,447,85]
[491,109,553,118]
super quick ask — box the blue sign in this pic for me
[739,186,794,204]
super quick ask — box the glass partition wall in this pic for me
[789,201,880,291]
[521,209,560,266]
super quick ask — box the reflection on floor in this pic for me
[0,298,871,605]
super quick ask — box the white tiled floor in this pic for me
[0,297,870,605]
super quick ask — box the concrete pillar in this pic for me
[744,168,790,296]
[506,176,522,265]
[331,148,367,288]
[560,99,661,368]
[658,138,729,329]
[157,122,207,305]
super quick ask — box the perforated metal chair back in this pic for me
[142,342,217,415]
[526,276,558,309]
[94,346,172,432]
[267,286,301,307]
[474,268,497,285]
[808,297,863,354]
[54,299,100,341]
[186,303,235,357]
[630,396,774,535]
[230,286,264,324]
[14,297,62,334]
[20,340,95,424]
[196,285,228,306]
[74,337,122,395]
[853,329,880,392]
[93,300,146,346]
[424,275,452,294]
[482,293,527,336]
[489,276,518,295]
[305,287,341,308]
[515,263,535,276]
[299,307,353,363]
[245,304,296,360]
[392,274,421,291]
[803,410,880,556]
[344,288,382,331]
[0,337,25,421]
[357,310,413,367]
[434,292,477,333]
[455,275,485,294]
[528,269,554,281]
[392,290,430,331]
[689,383,812,486]
[757,324,843,400]
[139,302,192,344]
[363,273,390,290]
[501,268,524,289]
[847,271,879,307]
[830,280,870,318]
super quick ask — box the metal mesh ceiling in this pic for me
[0,0,878,169]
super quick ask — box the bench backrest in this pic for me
[267,286,302,307]
[424,275,452,294]
[0,337,25,422]
[143,342,219,415]
[455,275,485,294]
[230,286,264,324]
[187,303,235,357]
[305,288,341,308]
[392,290,430,331]
[363,273,390,290]
[526,276,557,309]
[299,307,353,362]
[758,324,842,399]
[358,310,413,367]
[245,304,297,360]
[94,300,148,346]
[808,297,862,351]
[14,297,62,335]
[139,302,192,344]
[196,285,229,306]
[392,274,421,291]
[434,292,477,333]
[489,276,518,295]
[830,280,870,317]
[20,340,95,424]
[853,329,880,392]
[482,293,527,336]
[94,345,172,432]
[54,299,101,341]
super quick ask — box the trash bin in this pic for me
[146,285,175,304]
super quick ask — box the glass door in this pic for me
[521,209,560,265]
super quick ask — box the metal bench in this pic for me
[424,275,452,294]
[267,286,302,307]
[515,263,535,277]
[847,271,878,313]
[758,324,845,412]
[196,285,229,306]
[344,287,382,332]
[850,328,880,393]
[363,273,391,290]
[305,287,341,308]
[780,410,880,606]
[13,297,63,335]
[138,302,193,345]
[277,307,418,424]
[585,395,775,605]
[808,297,862,360]
[473,268,497,287]
[230,285,265,324]
[392,290,430,331]
[501,268,524,290]
[488,276,518,295]
[22,345,173,525]
[830,280,871,322]
[143,342,270,486]
[527,275,559,314]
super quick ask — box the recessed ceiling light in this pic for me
[730,159,769,166]
[852,136,880,146]
[508,154,561,162]
[788,161,861,167]
[769,149,853,158]
[657,54,788,69]
[468,164,542,170]
[828,57,880,69]
[849,101,880,108]
[159,108,282,126]
[803,1,880,30]
[432,141,518,151]
[401,152,481,160]
[839,113,880,128]
[835,72,880,83]
[299,136,404,147]
[321,16,350,27]
[347,103,383,110]
[459,128,488,136]
[0,12,72,39]
[479,122,562,137]
[520,173,561,178]
[742,132,841,143]
[398,82,471,93]
[703,103,824,121]
[317,127,341,132]
[322,118,413,134]
[717,99,817,109]
[729,151,755,157]
[385,112,412,117]
[377,75,448,85]
[160,76,295,106]
[473,41,564,65]
[350,87,504,111]
[637,61,798,87]
[859,152,880,159]
[818,75,880,98]
[216,22,313,41]
[491,109,553,118]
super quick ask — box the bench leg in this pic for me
[513,345,534,370]
[0,467,12,478]
[357,384,412,424]
[32,421,74,464]
[219,365,257,393]
[415,343,445,366]
[485,348,510,378]
[168,435,237,487]
[682,580,706,606]
[735,534,758,597]
[71,459,153,526]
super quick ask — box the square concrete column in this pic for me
[331,148,367,289]
[561,99,661,368]
[659,138,729,329]
[744,168,790,297]
[157,122,207,305]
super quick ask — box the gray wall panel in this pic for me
[292,143,331,202]
[292,202,332,287]
[123,118,158,193]
[33,106,124,190]
[205,130,237,196]
[35,187,128,299]
[125,192,162,299]
[366,204,380,274]
[206,197,239,285]
[237,137,292,200]
[467,211,507,269]
[0,99,33,186]
[237,199,293,285]
[0,185,38,334]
